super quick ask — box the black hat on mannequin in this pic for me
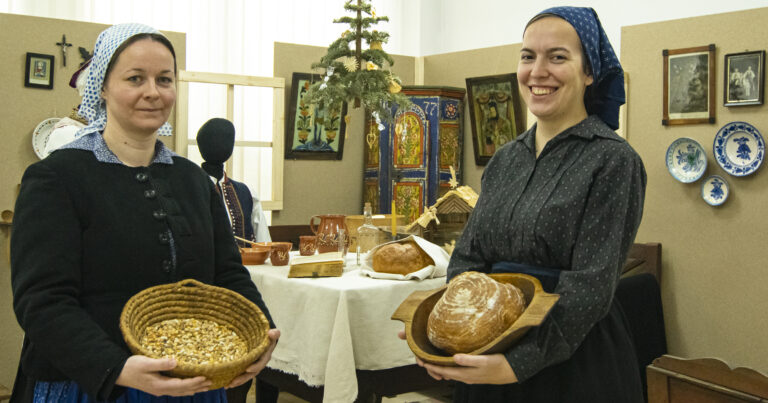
[197,118,235,181]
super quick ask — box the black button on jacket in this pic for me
[11,149,274,400]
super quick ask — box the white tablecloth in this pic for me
[246,252,445,403]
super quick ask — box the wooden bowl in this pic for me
[240,245,270,265]
[391,273,560,366]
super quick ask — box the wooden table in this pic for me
[246,254,448,402]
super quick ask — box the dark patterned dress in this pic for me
[449,116,646,402]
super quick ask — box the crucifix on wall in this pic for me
[56,34,72,66]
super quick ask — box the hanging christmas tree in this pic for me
[304,0,410,123]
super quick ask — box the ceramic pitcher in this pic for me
[310,214,348,254]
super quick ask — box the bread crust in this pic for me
[371,240,435,275]
[426,271,526,354]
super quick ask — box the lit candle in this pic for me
[391,199,397,237]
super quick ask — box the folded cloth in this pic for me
[360,235,449,280]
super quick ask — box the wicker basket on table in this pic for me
[120,279,270,389]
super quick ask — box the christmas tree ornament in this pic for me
[304,0,410,122]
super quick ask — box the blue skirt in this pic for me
[32,381,227,403]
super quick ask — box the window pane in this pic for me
[233,85,274,142]
[187,82,228,140]
[231,146,273,205]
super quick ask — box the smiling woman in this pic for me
[101,36,177,166]
[10,23,279,403]
[402,7,647,403]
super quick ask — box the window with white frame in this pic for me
[175,71,285,224]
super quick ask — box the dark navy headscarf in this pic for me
[528,7,625,130]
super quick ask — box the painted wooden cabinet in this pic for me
[363,86,465,223]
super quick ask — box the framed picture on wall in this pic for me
[465,73,526,165]
[724,50,764,107]
[24,52,54,89]
[662,44,716,126]
[285,72,347,160]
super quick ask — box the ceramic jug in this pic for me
[310,214,348,254]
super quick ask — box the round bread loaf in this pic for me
[427,271,526,354]
[371,240,435,275]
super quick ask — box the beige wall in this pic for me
[0,13,185,389]
[622,8,768,373]
[271,42,415,224]
[422,44,530,191]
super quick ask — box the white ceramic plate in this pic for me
[701,175,729,206]
[32,118,61,159]
[666,137,707,183]
[713,121,765,176]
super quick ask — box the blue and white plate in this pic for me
[713,121,765,176]
[666,137,707,183]
[701,175,729,206]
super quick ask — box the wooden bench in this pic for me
[648,355,768,402]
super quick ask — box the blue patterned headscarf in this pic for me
[76,23,173,137]
[529,7,625,130]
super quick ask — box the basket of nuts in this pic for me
[120,279,270,389]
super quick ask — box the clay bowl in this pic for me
[255,242,293,266]
[240,245,271,265]
[391,273,560,366]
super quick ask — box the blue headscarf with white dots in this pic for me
[531,7,625,130]
[76,23,173,137]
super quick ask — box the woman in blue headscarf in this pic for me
[11,23,279,402]
[400,7,646,402]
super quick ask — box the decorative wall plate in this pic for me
[713,121,765,176]
[701,175,729,206]
[666,137,707,183]
[32,117,61,159]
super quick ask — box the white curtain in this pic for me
[1,0,413,75]
[2,0,414,223]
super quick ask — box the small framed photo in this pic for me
[662,44,716,126]
[466,73,526,165]
[285,72,347,160]
[724,50,764,106]
[24,53,54,89]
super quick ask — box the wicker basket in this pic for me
[120,279,270,389]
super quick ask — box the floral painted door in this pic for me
[363,87,465,224]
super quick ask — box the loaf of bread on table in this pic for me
[427,271,526,354]
[371,240,435,275]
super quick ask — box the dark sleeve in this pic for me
[11,162,131,398]
[208,183,275,328]
[504,147,647,382]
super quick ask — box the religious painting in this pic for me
[393,112,424,168]
[662,44,716,125]
[439,123,460,170]
[24,53,54,90]
[724,50,764,107]
[466,73,526,165]
[394,182,423,224]
[285,72,347,160]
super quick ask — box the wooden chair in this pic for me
[647,355,768,402]
[617,242,667,401]
[622,242,662,284]
[268,225,312,249]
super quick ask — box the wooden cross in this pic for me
[56,34,73,66]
